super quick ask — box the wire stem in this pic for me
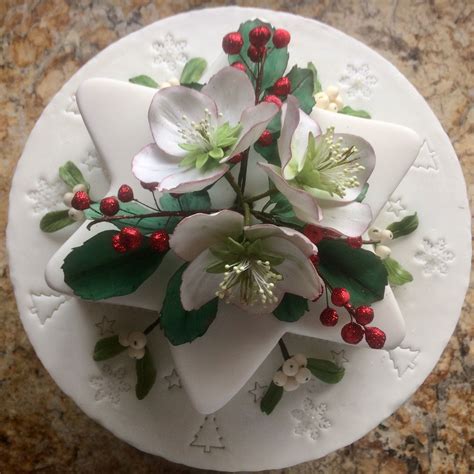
[278,338,291,360]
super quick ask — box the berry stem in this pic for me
[151,191,161,211]
[237,148,250,194]
[144,316,161,335]
[244,188,278,204]
[278,338,291,361]
[238,53,257,81]
[133,198,158,211]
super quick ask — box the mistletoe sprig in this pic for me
[41,19,419,404]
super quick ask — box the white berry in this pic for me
[160,81,171,89]
[295,367,312,384]
[118,331,130,347]
[72,183,87,193]
[128,331,147,350]
[375,244,391,260]
[326,85,339,100]
[293,353,307,367]
[283,377,299,392]
[63,192,74,207]
[368,227,382,241]
[282,358,299,376]
[327,102,338,113]
[127,346,145,360]
[334,95,344,110]
[314,91,328,102]
[273,370,288,387]
[316,96,329,109]
[380,229,394,243]
[68,208,84,222]
[169,77,180,86]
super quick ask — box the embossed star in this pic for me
[95,315,115,336]
[164,369,181,389]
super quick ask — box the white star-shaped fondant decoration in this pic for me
[45,78,422,414]
[386,197,406,217]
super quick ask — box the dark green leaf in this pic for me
[273,293,309,322]
[386,213,419,239]
[180,58,207,85]
[254,141,281,166]
[182,82,204,91]
[266,192,304,227]
[227,19,289,92]
[317,239,388,307]
[286,65,315,114]
[40,210,75,232]
[355,183,369,203]
[129,75,159,88]
[160,264,218,345]
[307,62,323,94]
[307,358,345,384]
[339,106,371,119]
[59,161,89,190]
[260,382,283,415]
[93,335,126,361]
[63,230,166,300]
[135,347,157,400]
[383,257,414,286]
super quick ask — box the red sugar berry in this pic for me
[111,233,127,253]
[331,287,350,307]
[347,236,363,248]
[303,224,324,244]
[258,129,273,146]
[263,94,282,108]
[272,28,291,48]
[341,322,364,344]
[71,191,90,210]
[365,326,386,349]
[355,305,374,326]
[150,230,170,253]
[272,77,291,96]
[100,196,119,216]
[120,227,142,251]
[222,32,243,54]
[140,181,158,191]
[248,44,266,63]
[309,254,320,266]
[231,61,246,72]
[249,25,271,47]
[118,184,134,202]
[320,307,339,327]
[229,152,244,164]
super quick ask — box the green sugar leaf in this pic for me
[40,210,75,232]
[135,347,157,400]
[59,161,89,191]
[129,75,159,88]
[383,257,414,286]
[260,382,284,415]
[273,293,309,322]
[307,358,345,384]
[180,58,207,85]
[93,335,126,361]
[339,106,371,119]
[355,183,369,203]
[285,65,316,114]
[307,62,323,94]
[386,213,419,239]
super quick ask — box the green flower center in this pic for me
[178,109,242,170]
[289,128,365,198]
[206,236,284,306]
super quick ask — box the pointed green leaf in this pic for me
[40,210,75,232]
[383,257,414,286]
[59,161,89,190]
[386,213,419,239]
[307,358,345,384]
[260,382,284,415]
[285,65,316,114]
[273,293,309,322]
[180,58,207,85]
[182,82,203,91]
[254,141,281,166]
[339,106,371,119]
[307,62,323,94]
[135,347,157,400]
[355,183,369,202]
[93,335,126,361]
[129,75,159,88]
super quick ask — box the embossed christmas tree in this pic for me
[190,416,224,453]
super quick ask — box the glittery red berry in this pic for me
[249,25,271,47]
[100,196,119,216]
[71,191,90,210]
[341,322,364,344]
[272,28,291,48]
[303,224,324,244]
[263,94,282,108]
[258,130,273,146]
[355,305,374,326]
[231,61,246,72]
[320,307,338,327]
[140,181,158,191]
[309,254,320,266]
[347,236,363,248]
[222,32,243,54]
[365,326,386,349]
[229,152,244,164]
[118,184,134,202]
[150,230,170,253]
[272,77,291,96]
[331,287,350,307]
[111,233,127,253]
[248,44,266,63]
[120,227,142,251]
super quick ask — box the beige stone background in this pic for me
[0,0,472,472]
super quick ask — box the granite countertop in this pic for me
[0,1,472,472]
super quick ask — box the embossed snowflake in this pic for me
[339,64,378,99]
[291,398,331,440]
[152,33,188,72]
[28,176,67,214]
[89,365,131,405]
[414,238,455,275]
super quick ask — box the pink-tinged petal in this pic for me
[132,143,181,184]
[227,102,278,158]
[278,95,300,169]
[318,201,372,237]
[244,224,316,257]
[170,210,244,261]
[148,86,218,157]
[263,236,323,301]
[201,67,255,125]
[258,162,322,224]
[158,164,229,193]
[181,250,223,311]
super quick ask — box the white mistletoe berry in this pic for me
[283,376,300,392]
[327,102,338,113]
[334,95,344,110]
[315,92,329,109]
[118,331,130,347]
[68,208,85,222]
[128,331,147,350]
[326,85,339,100]
[375,244,391,260]
[72,183,87,193]
[160,81,171,89]
[63,192,74,207]
[169,77,180,86]
[282,358,299,376]
[380,229,394,243]
[368,226,382,241]
[127,346,145,360]
[293,353,307,367]
[273,370,288,387]
[295,367,312,384]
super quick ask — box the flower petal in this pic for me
[132,143,181,184]
[318,201,372,237]
[148,86,218,157]
[201,67,255,125]
[159,164,229,193]
[169,210,244,261]
[278,95,300,169]
[258,162,323,224]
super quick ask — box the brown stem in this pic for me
[237,148,250,193]
[245,188,278,204]
[278,338,290,360]
[144,316,161,335]
[224,171,244,205]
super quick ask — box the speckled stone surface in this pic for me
[0,1,472,472]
